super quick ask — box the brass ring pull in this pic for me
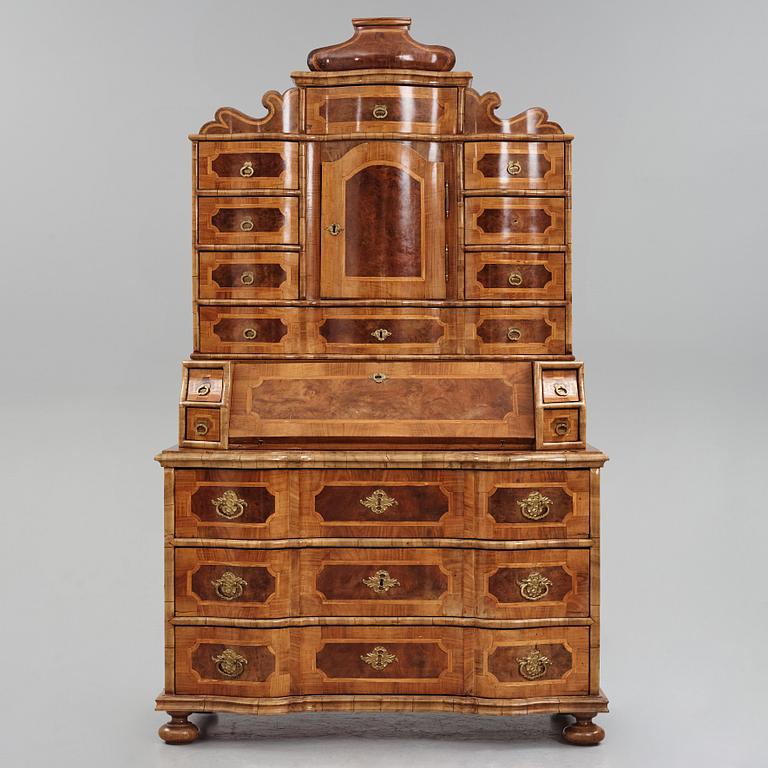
[194,422,209,436]
[517,490,551,521]
[371,372,387,383]
[212,490,248,519]
[371,328,392,341]
[508,272,523,287]
[196,383,211,396]
[362,569,400,594]
[361,646,397,670]
[326,223,343,236]
[507,327,522,342]
[212,648,248,678]
[516,648,551,680]
[242,328,258,340]
[372,104,388,119]
[517,571,553,601]
[240,271,255,286]
[554,420,570,436]
[239,161,255,178]
[211,571,248,601]
[507,160,522,176]
[554,383,569,397]
[240,217,254,232]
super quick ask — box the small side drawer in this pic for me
[184,408,221,443]
[184,368,224,403]
[305,85,457,134]
[464,197,566,246]
[197,141,299,191]
[198,252,299,300]
[542,408,581,444]
[465,308,566,355]
[541,368,581,403]
[464,251,565,301]
[464,142,565,191]
[197,196,298,245]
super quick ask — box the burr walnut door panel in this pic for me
[175,626,292,698]
[198,251,299,300]
[473,627,590,698]
[197,141,299,191]
[300,549,463,617]
[464,197,565,246]
[228,361,535,447]
[320,142,446,299]
[474,549,590,619]
[298,470,465,538]
[198,197,298,246]
[306,85,457,134]
[174,469,293,540]
[463,307,566,355]
[301,626,464,695]
[464,251,566,301]
[473,470,591,540]
[464,142,565,191]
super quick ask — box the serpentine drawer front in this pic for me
[197,141,299,191]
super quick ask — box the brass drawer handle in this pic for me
[508,272,523,287]
[212,490,248,519]
[371,328,392,341]
[372,104,388,119]
[239,161,255,178]
[326,223,343,236]
[196,383,211,396]
[212,648,248,678]
[240,271,255,286]
[363,569,400,594]
[361,646,397,670]
[243,327,258,340]
[371,372,387,383]
[506,160,522,176]
[507,327,522,342]
[554,383,569,397]
[240,217,254,232]
[212,571,248,600]
[194,422,209,437]
[360,489,398,514]
[517,571,553,601]
[516,648,551,680]
[554,420,570,436]
[517,490,551,521]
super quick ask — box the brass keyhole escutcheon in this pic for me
[507,327,522,342]
[196,383,211,396]
[361,646,397,670]
[371,372,387,383]
[506,159,523,176]
[195,422,209,436]
[212,571,248,601]
[239,161,255,178]
[372,104,388,119]
[554,420,570,436]
[243,328,258,340]
[554,383,569,397]
[326,223,343,236]
[240,217,254,232]
[360,489,398,515]
[212,648,248,678]
[240,271,255,286]
[508,272,523,287]
[371,328,392,342]
[362,569,401,594]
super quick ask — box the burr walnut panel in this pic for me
[197,141,299,191]
[464,142,565,191]
[198,252,299,300]
[305,85,457,134]
[464,251,565,301]
[198,197,298,246]
[465,198,566,246]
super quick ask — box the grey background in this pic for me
[1,1,766,766]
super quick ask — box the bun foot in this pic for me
[158,712,199,744]
[562,713,605,746]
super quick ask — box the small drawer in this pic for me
[197,196,298,245]
[184,407,221,442]
[198,307,292,355]
[464,251,565,300]
[185,368,224,403]
[197,141,299,191]
[542,368,581,403]
[464,142,565,191]
[464,197,565,246]
[542,408,581,444]
[198,252,299,300]
[305,85,457,134]
[465,308,566,355]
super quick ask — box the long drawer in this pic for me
[173,468,591,541]
[174,547,589,619]
[197,306,566,356]
[174,625,590,698]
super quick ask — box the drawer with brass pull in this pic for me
[464,197,566,246]
[197,196,298,245]
[198,252,299,300]
[305,85,458,134]
[197,141,299,191]
[464,251,566,300]
[464,142,565,191]
[465,307,566,355]
[184,407,221,443]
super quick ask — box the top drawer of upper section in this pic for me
[305,85,458,134]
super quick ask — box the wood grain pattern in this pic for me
[465,197,566,246]
[464,142,565,191]
[198,89,300,135]
[198,141,298,191]
[464,251,566,300]
[198,197,298,246]
[198,251,299,301]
